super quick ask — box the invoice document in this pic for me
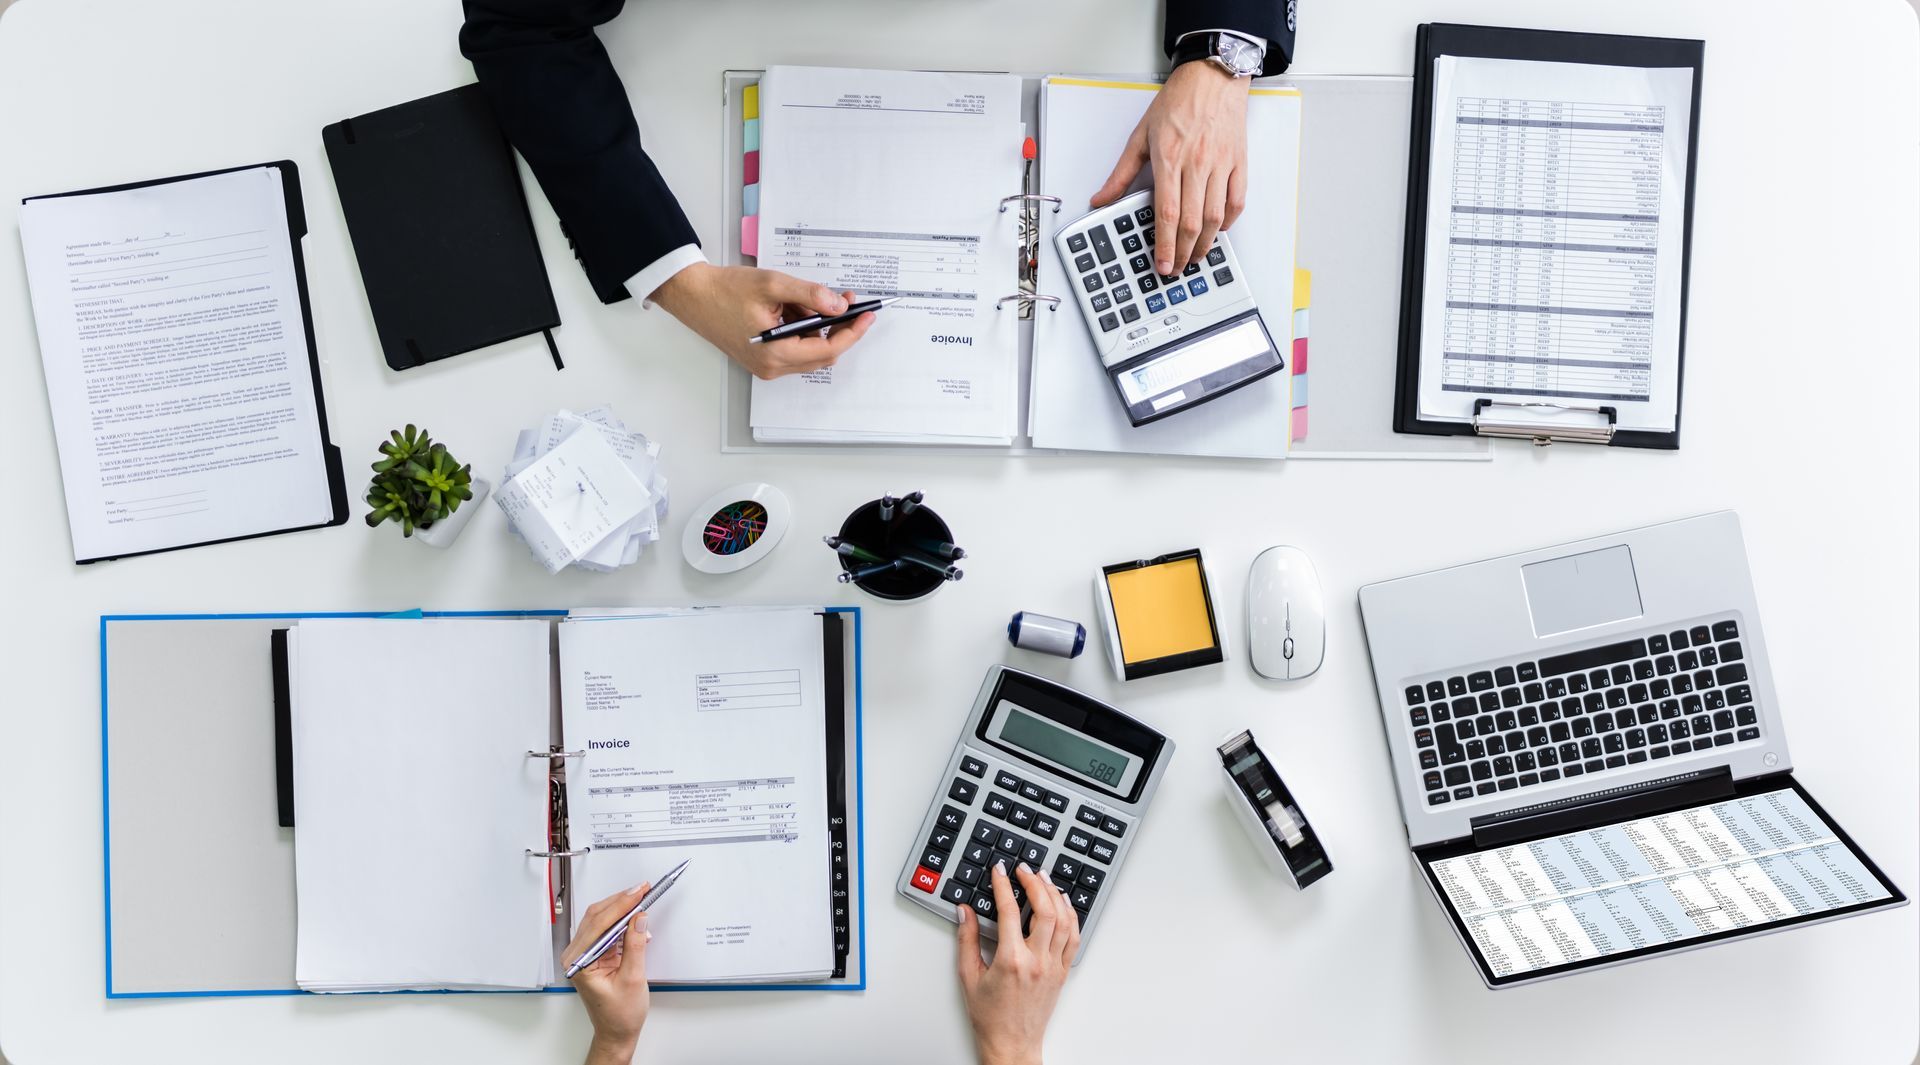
[751,66,1024,444]
[19,167,337,561]
[559,609,836,983]
[291,619,555,992]
[1430,788,1893,978]
[1417,57,1694,431]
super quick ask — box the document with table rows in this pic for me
[1417,57,1695,431]
[1430,789,1891,978]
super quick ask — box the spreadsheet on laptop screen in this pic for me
[1428,788,1894,979]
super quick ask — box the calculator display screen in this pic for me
[1116,315,1272,405]
[988,700,1142,794]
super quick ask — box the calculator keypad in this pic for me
[908,748,1131,934]
[1057,190,1245,373]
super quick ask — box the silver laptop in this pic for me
[1359,511,1905,987]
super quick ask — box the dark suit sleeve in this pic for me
[1163,1,1297,76]
[460,0,698,305]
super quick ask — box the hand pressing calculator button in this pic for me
[1054,188,1283,426]
[896,666,1174,965]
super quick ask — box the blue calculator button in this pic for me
[1188,278,1209,298]
[1166,286,1188,305]
[1145,294,1166,314]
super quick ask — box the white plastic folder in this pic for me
[719,71,1489,460]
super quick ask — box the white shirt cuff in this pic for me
[625,244,707,308]
[1176,27,1270,54]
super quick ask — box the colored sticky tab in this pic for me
[1292,337,1308,374]
[743,83,759,121]
[1289,375,1308,408]
[743,150,759,185]
[1292,267,1311,313]
[743,183,759,216]
[741,215,759,257]
[1292,307,1309,342]
[744,117,760,152]
[1290,406,1309,442]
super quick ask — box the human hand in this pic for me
[1090,59,1251,275]
[567,883,652,1065]
[650,262,876,379]
[955,861,1081,1065]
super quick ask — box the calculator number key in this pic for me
[940,880,971,905]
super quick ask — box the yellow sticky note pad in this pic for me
[1105,556,1218,665]
[1293,267,1311,313]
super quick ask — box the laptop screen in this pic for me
[1420,775,1904,985]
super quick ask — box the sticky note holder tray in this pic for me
[1093,549,1227,681]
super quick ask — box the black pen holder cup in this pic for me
[836,499,954,603]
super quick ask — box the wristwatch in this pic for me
[1170,30,1267,78]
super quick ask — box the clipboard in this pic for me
[1393,24,1705,449]
[23,161,351,560]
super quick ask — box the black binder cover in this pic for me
[323,85,561,371]
[23,161,351,563]
[1394,24,1704,450]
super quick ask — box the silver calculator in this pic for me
[896,665,1173,963]
[1053,188,1285,426]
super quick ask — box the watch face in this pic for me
[1220,37,1263,75]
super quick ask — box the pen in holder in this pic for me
[828,491,962,602]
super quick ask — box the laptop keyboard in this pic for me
[1402,617,1758,808]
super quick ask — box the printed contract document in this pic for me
[751,66,1023,444]
[1417,57,1693,432]
[560,610,837,983]
[20,167,337,560]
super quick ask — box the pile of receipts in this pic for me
[492,407,669,574]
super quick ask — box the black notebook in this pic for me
[323,85,562,371]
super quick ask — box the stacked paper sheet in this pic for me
[494,407,669,574]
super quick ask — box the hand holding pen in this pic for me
[568,883,655,1062]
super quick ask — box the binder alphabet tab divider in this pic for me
[101,610,866,997]
[1394,25,1705,449]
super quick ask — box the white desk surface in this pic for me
[1,0,1915,1062]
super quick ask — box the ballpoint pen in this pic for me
[564,859,690,979]
[748,296,899,345]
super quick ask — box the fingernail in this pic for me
[1021,862,1035,876]
[632,914,649,938]
[994,860,1006,876]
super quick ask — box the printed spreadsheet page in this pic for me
[1416,56,1693,432]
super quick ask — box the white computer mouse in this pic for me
[1247,546,1325,680]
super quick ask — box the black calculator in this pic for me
[896,665,1174,963]
[1054,188,1285,427]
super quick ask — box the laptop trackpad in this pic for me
[1522,545,1643,637]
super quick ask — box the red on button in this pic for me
[910,866,940,893]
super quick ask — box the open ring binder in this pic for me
[1471,399,1618,446]
[527,847,590,859]
[527,748,585,759]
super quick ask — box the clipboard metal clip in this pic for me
[1471,400,1617,447]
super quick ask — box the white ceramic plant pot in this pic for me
[412,477,490,549]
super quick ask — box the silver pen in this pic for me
[563,859,690,979]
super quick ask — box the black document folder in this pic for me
[1394,24,1704,449]
[22,161,351,563]
[323,85,562,371]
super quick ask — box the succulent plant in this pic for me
[364,425,473,537]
